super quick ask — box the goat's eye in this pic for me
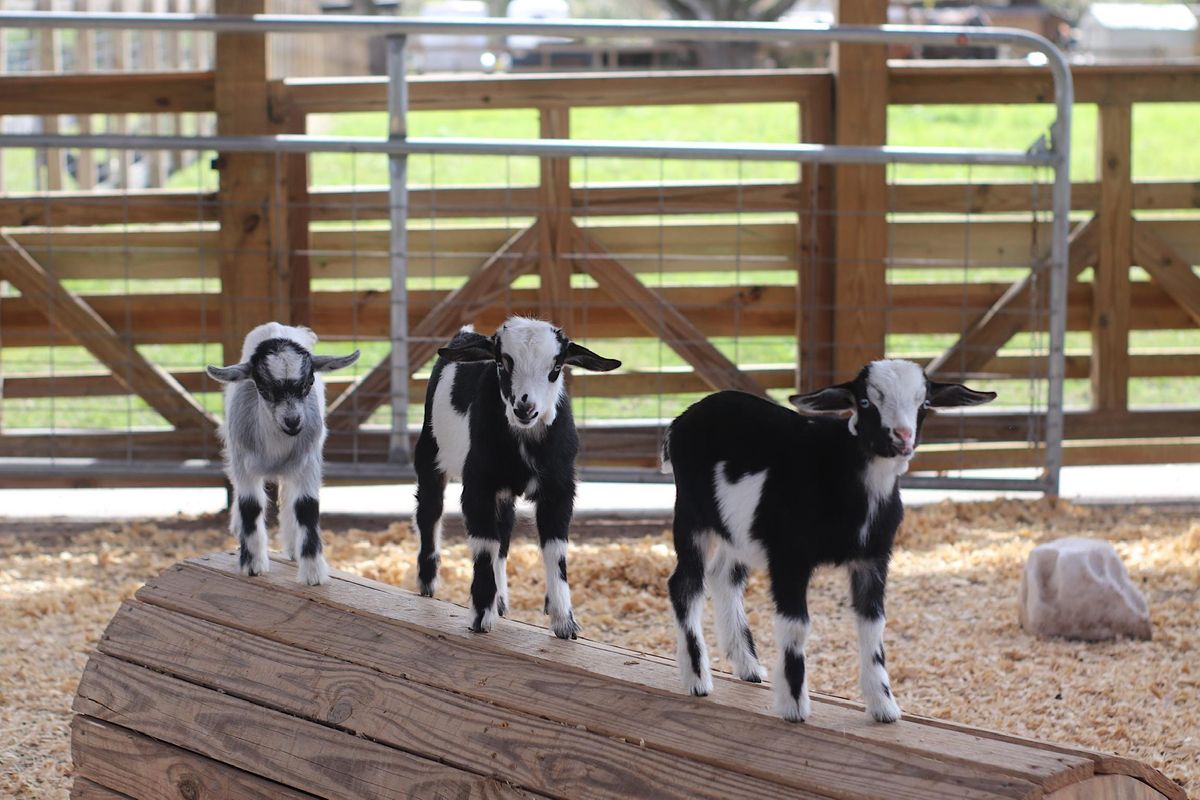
[858,398,870,409]
[921,399,931,409]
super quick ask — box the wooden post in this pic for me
[282,103,312,328]
[109,0,133,190]
[831,0,889,380]
[214,0,290,364]
[37,0,65,191]
[538,106,573,330]
[146,0,170,188]
[1091,103,1132,411]
[74,0,96,191]
[797,78,836,391]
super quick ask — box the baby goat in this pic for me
[414,317,620,638]
[662,359,995,722]
[207,322,360,585]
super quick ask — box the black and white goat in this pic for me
[207,322,360,585]
[662,359,995,722]
[414,317,621,638]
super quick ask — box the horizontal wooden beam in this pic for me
[0,235,215,432]
[0,71,215,115]
[889,60,1200,105]
[278,69,829,114]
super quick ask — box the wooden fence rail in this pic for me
[0,5,1198,484]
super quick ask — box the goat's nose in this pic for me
[893,426,915,452]
[283,415,302,433]
[513,401,537,422]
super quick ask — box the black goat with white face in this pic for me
[662,359,995,723]
[414,317,620,638]
[207,323,359,585]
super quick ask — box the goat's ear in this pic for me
[926,381,997,408]
[437,331,496,363]
[312,350,361,373]
[789,383,856,416]
[563,341,621,372]
[206,362,252,383]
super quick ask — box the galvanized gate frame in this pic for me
[0,11,1073,494]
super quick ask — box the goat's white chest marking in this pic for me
[859,458,905,546]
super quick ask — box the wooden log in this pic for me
[72,716,319,800]
[831,0,889,379]
[1134,223,1200,328]
[0,235,215,432]
[572,223,766,396]
[325,225,540,431]
[1092,105,1132,410]
[65,553,1180,800]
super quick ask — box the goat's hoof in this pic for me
[241,552,270,577]
[417,579,437,598]
[496,596,508,617]
[684,672,713,697]
[737,663,768,683]
[867,695,902,724]
[469,605,497,633]
[549,612,580,640]
[774,692,811,723]
[297,556,330,586]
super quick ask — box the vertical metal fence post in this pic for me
[387,33,411,464]
[1044,74,1074,498]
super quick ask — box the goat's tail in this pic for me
[659,424,674,475]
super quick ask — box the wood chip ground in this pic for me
[1,499,1196,797]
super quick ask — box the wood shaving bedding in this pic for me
[1,500,1195,797]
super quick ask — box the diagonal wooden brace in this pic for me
[925,218,1099,380]
[570,222,767,397]
[0,233,216,432]
[1134,223,1200,328]
[325,224,540,432]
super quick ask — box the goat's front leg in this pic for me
[536,490,579,640]
[462,483,503,633]
[230,470,269,577]
[850,559,901,723]
[284,465,329,586]
[769,563,813,722]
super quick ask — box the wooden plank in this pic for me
[99,601,815,800]
[72,716,319,800]
[280,70,830,114]
[74,653,528,800]
[537,106,573,328]
[0,235,215,432]
[137,557,1056,800]
[1092,105,1133,410]
[925,218,1098,378]
[1134,224,1200,327]
[889,61,1200,105]
[892,181,1199,214]
[70,778,133,800]
[572,224,766,396]
[1046,774,1169,800]
[0,72,215,115]
[214,0,287,363]
[831,0,889,379]
[798,74,835,390]
[325,225,540,431]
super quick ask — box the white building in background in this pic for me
[1077,3,1199,60]
[412,0,491,73]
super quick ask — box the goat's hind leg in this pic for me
[414,430,446,597]
[668,505,712,696]
[277,481,299,561]
[495,495,515,617]
[231,473,270,577]
[769,562,813,722]
[709,545,767,683]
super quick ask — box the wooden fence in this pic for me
[0,2,1198,486]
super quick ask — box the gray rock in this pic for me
[1019,537,1152,641]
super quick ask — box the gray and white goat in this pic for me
[207,322,360,585]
